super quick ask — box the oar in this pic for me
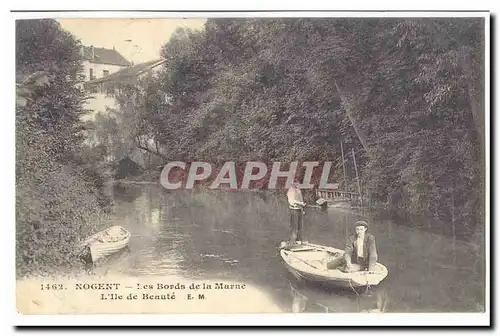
[302,242,342,254]
[283,250,320,270]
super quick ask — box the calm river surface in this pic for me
[99,183,484,313]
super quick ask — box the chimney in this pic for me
[90,45,95,60]
[79,45,85,57]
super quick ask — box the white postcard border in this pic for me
[5,8,491,328]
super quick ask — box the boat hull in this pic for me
[284,263,354,288]
[89,235,130,262]
[82,225,131,262]
[279,242,388,288]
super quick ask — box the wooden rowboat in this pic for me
[279,241,388,288]
[80,225,131,262]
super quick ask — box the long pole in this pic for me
[334,80,371,157]
[352,148,363,207]
[340,142,348,192]
[451,191,456,266]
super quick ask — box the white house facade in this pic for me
[80,45,132,121]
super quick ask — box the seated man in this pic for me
[344,220,378,272]
[323,220,378,273]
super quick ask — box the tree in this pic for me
[16,19,108,276]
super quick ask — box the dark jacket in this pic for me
[344,233,378,271]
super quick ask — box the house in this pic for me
[80,45,132,122]
[83,58,166,119]
[82,57,166,146]
[82,56,167,170]
[84,58,166,89]
[80,45,132,82]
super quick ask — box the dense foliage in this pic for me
[16,19,109,276]
[100,18,484,236]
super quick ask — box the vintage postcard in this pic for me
[12,11,490,326]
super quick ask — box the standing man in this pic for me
[287,180,306,242]
[344,221,378,273]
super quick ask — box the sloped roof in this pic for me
[85,59,166,86]
[83,46,132,67]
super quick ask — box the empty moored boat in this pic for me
[279,241,388,288]
[80,225,131,262]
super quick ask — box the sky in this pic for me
[58,18,206,64]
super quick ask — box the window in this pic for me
[89,68,94,80]
[103,70,109,77]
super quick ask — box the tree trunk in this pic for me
[155,140,161,156]
[136,143,166,159]
[134,136,166,159]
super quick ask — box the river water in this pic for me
[99,183,485,313]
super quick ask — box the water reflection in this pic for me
[289,278,390,313]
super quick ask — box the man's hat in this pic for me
[355,220,369,229]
